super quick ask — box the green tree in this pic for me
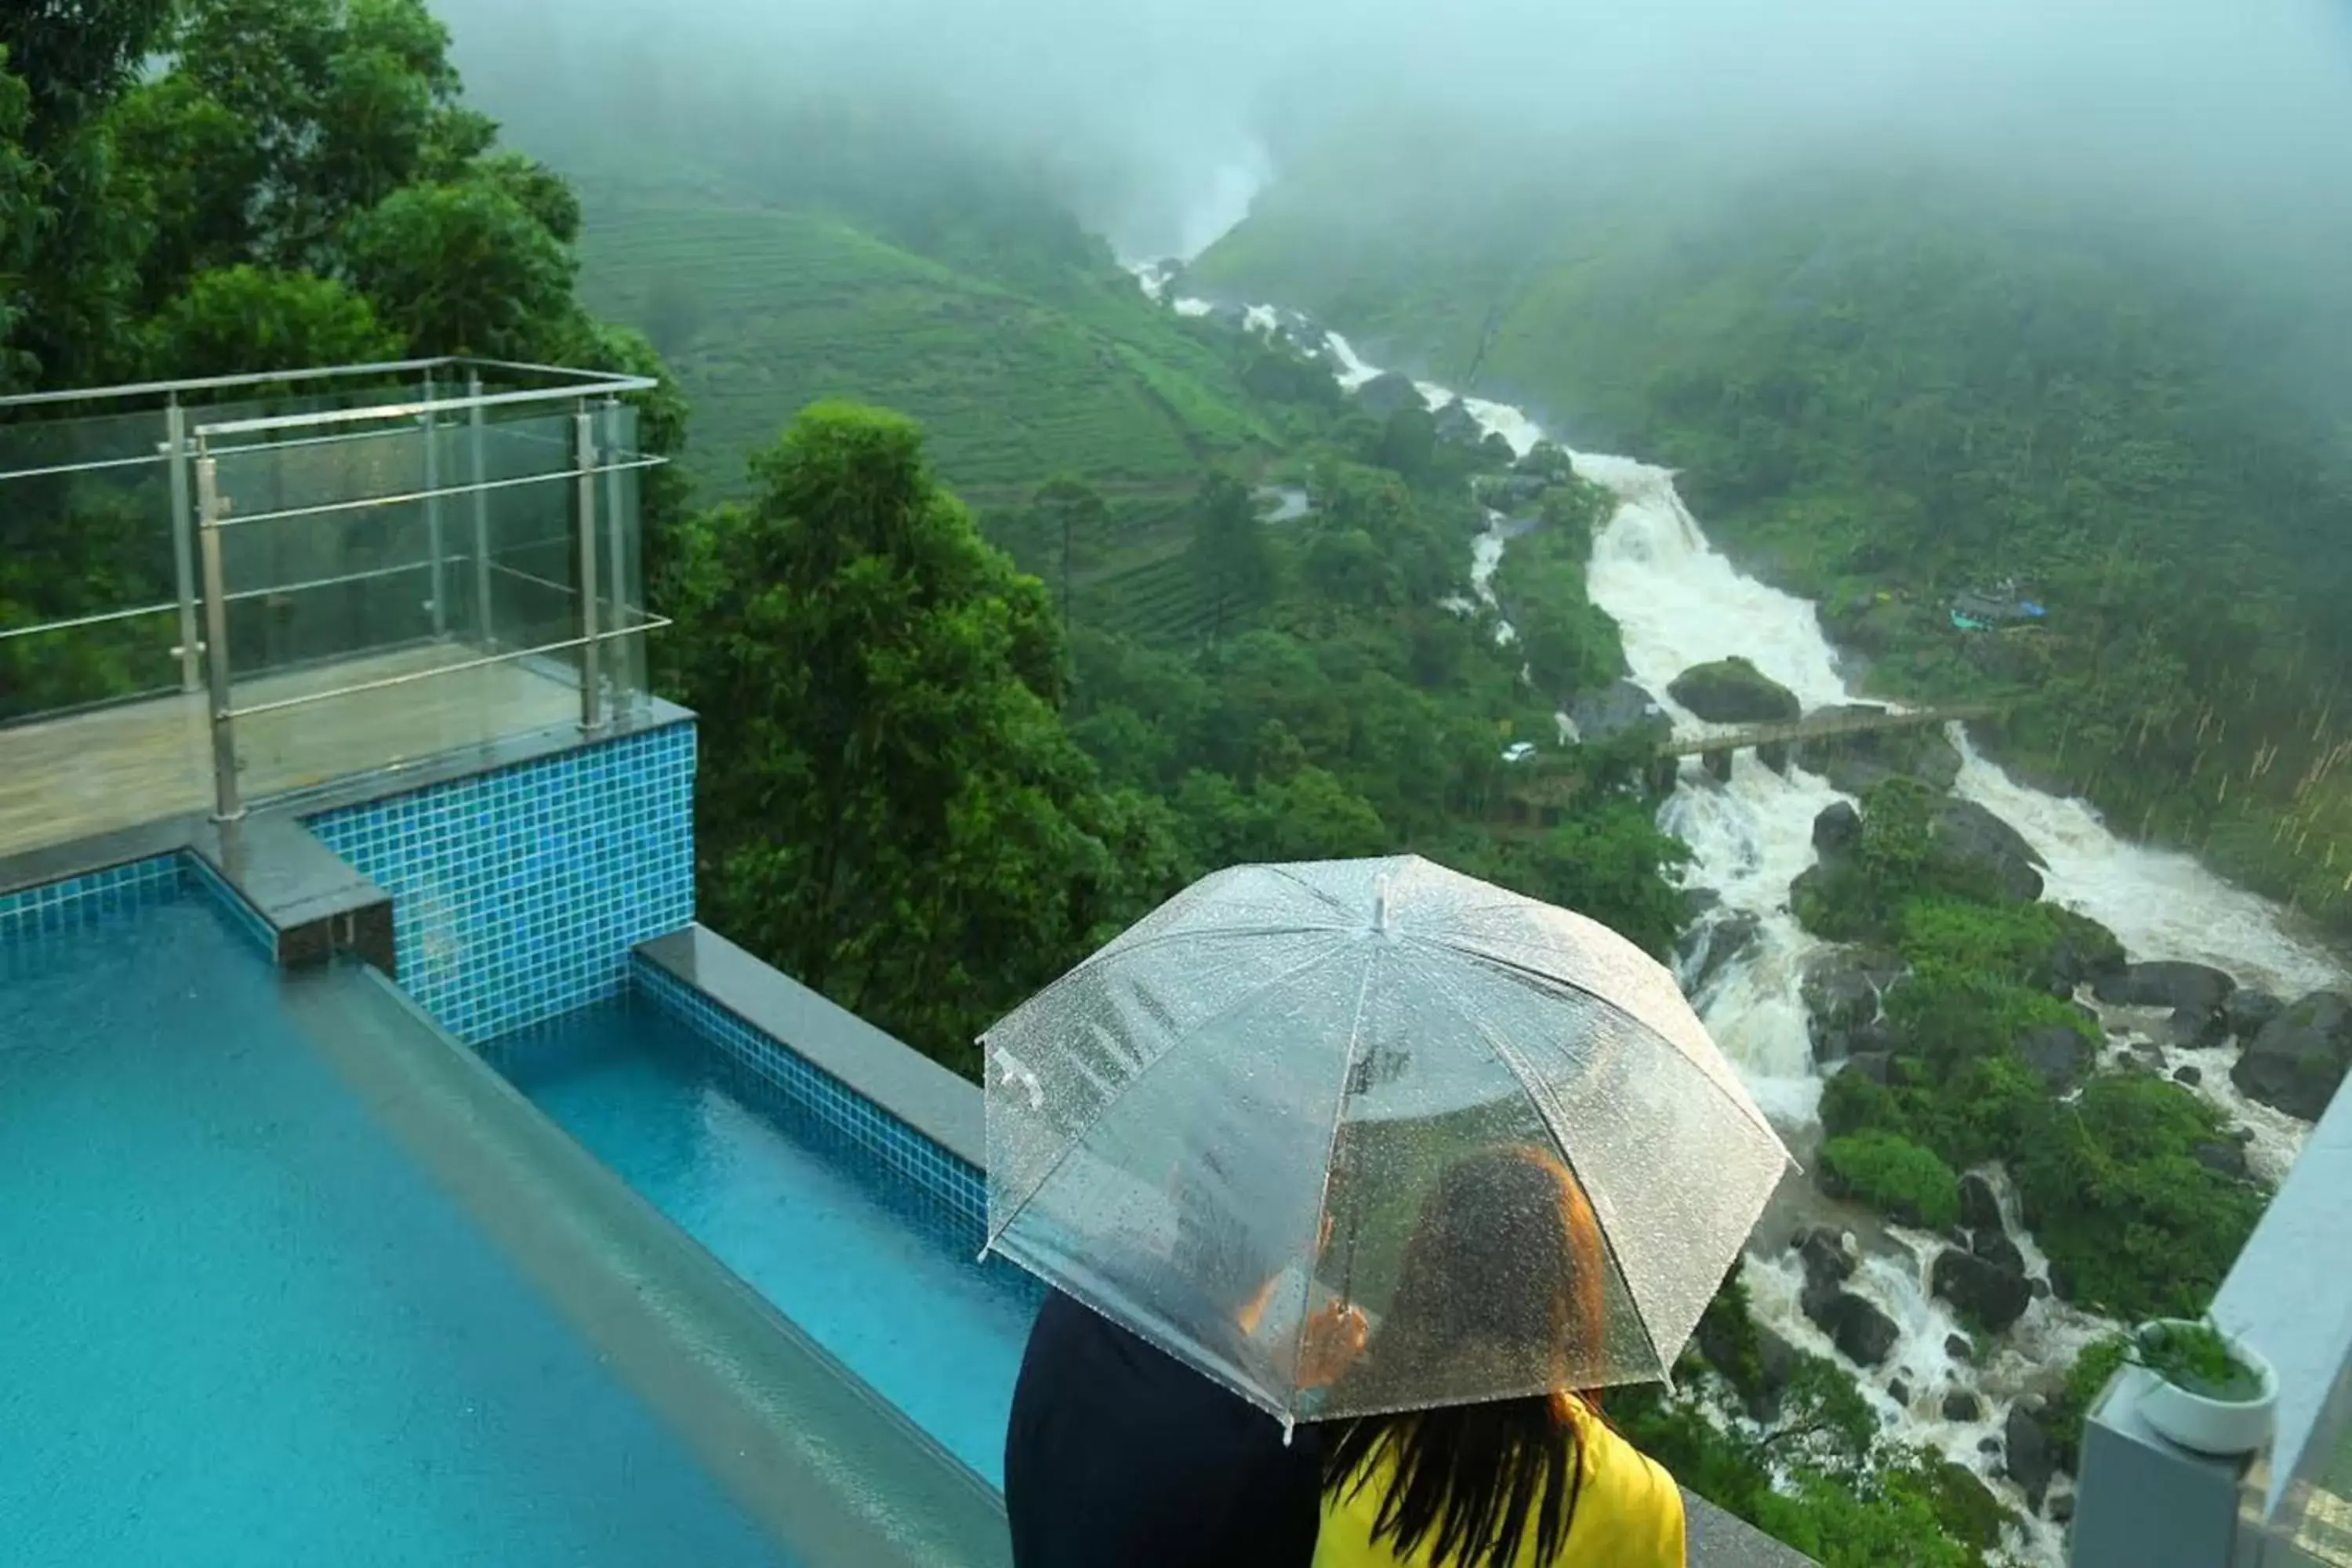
[143,265,397,377]
[1189,470,1271,641]
[1030,475,1108,644]
[668,403,1163,1073]
[343,177,578,358]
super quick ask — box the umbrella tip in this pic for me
[1373,874,1392,935]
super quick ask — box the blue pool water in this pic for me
[0,891,789,1568]
[492,999,1040,1485]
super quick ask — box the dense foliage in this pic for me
[1613,1269,2011,1568]
[1806,789,2270,1320]
[1196,143,2352,933]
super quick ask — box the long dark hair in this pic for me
[1323,1146,1613,1568]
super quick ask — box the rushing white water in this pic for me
[1138,270,2347,1559]
[1951,730,2343,998]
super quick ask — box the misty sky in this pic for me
[438,0,2352,260]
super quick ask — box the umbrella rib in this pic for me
[1459,1007,1672,1388]
[1286,953,1379,1421]
[1435,938,1783,1148]
[982,938,1356,1254]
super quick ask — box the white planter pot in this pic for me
[2134,1319,2279,1458]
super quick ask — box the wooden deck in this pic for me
[0,644,581,860]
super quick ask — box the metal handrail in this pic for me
[196,376,657,440]
[0,354,648,412]
[0,599,180,641]
[0,355,452,410]
[223,616,670,723]
[206,455,664,529]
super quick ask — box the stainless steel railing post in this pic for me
[166,394,201,691]
[468,374,492,648]
[423,369,447,637]
[575,402,604,732]
[196,445,242,822]
[601,397,628,710]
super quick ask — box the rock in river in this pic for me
[2093,960,2238,1044]
[1668,657,1801,725]
[1943,1391,1984,1422]
[1800,946,1904,1063]
[1803,705,1965,796]
[2016,1022,2096,1093]
[1355,369,1425,419]
[1803,1285,1901,1369]
[1933,1246,2033,1334]
[1567,678,1669,743]
[2005,1404,2056,1511]
[1813,800,1863,858]
[2227,988,2284,1044]
[1958,1172,2003,1234]
[1929,797,2046,902]
[2230,991,2352,1120]
[1679,910,1762,998]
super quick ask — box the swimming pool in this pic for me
[492,998,1042,1486]
[1,874,1010,1567]
[0,888,791,1566]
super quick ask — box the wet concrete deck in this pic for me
[0,644,579,862]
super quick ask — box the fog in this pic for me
[435,0,2352,263]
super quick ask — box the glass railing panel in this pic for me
[0,406,184,722]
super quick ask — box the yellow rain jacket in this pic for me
[1313,1404,1686,1568]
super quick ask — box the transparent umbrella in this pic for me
[981,854,1795,1430]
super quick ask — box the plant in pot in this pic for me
[2128,1316,2278,1457]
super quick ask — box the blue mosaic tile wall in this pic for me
[306,721,695,1043]
[632,955,988,1237]
[0,855,185,942]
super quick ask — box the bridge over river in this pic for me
[1660,702,2006,763]
[1500,701,2009,820]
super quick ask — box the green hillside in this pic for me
[1195,147,2352,929]
[569,180,1278,499]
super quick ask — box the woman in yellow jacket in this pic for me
[1312,1146,1686,1568]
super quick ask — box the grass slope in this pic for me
[575,183,1279,499]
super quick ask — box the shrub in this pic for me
[1820,1130,1962,1231]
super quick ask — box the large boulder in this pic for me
[2016,1023,2097,1094]
[2046,909,2129,994]
[1355,369,1425,419]
[2090,960,2227,1010]
[2230,992,2352,1121]
[1567,679,1671,744]
[2227,988,2284,1044]
[1431,398,1485,446]
[2191,1139,2250,1180]
[1668,657,1802,725]
[1813,800,1864,858]
[1679,910,1762,998]
[1794,1226,1857,1294]
[1806,706,1965,796]
[1943,1391,1984,1422]
[1933,1247,2033,1334]
[1957,1173,2003,1234]
[1801,948,1904,1064]
[2005,1404,2056,1511]
[1802,1283,1902,1368]
[1929,798,2046,902]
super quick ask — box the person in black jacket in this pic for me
[1004,1129,1364,1568]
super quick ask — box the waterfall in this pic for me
[1134,267,2346,1563]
